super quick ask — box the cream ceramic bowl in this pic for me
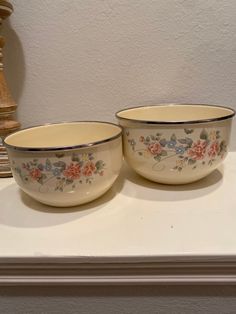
[4,121,122,207]
[116,104,235,184]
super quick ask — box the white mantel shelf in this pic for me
[1,153,236,285]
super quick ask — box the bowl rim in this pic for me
[4,121,122,152]
[116,103,236,125]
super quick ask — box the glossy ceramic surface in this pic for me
[116,104,235,184]
[4,122,123,206]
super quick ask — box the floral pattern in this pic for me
[188,140,207,160]
[126,128,227,172]
[13,152,105,192]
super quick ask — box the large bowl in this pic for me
[116,104,235,184]
[4,121,122,207]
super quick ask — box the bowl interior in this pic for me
[4,122,121,149]
[116,104,235,123]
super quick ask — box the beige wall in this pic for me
[3,0,236,149]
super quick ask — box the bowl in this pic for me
[116,104,235,184]
[4,121,123,207]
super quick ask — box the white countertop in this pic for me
[1,153,236,284]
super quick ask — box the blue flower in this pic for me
[175,146,185,154]
[45,159,52,171]
[53,168,61,176]
[167,140,176,148]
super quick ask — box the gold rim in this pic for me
[4,121,122,152]
[116,103,235,125]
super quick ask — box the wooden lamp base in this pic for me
[0,0,20,177]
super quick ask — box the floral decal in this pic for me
[126,128,227,172]
[188,140,207,160]
[13,152,105,192]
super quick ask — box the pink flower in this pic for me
[188,140,207,160]
[30,168,42,180]
[63,163,81,179]
[208,141,220,158]
[148,142,162,155]
[82,161,96,177]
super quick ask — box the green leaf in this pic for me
[37,177,44,185]
[184,129,194,134]
[188,158,196,165]
[154,155,161,162]
[159,139,167,147]
[46,159,52,170]
[170,134,177,142]
[72,153,80,162]
[219,140,227,154]
[178,139,187,144]
[66,178,73,185]
[160,150,168,156]
[95,160,104,170]
[55,153,65,158]
[138,152,143,156]
[200,129,208,140]
[185,138,193,147]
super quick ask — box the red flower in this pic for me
[148,142,162,155]
[188,140,207,160]
[208,141,220,158]
[30,168,42,180]
[83,161,96,177]
[63,163,81,179]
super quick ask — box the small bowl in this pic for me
[116,104,235,184]
[4,121,123,207]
